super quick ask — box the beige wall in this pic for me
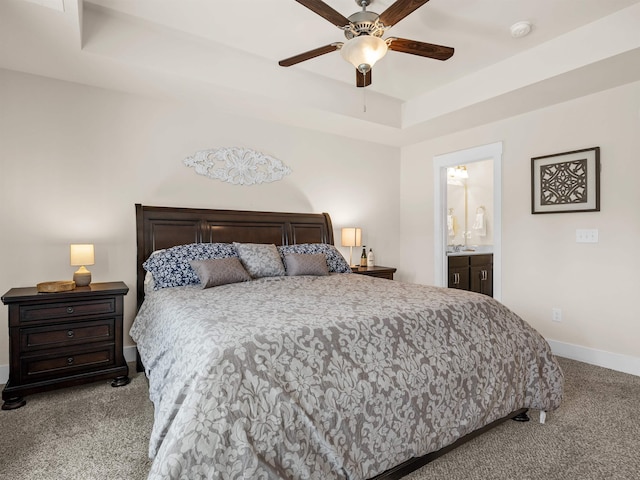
[0,69,401,367]
[2,67,639,375]
[401,80,640,365]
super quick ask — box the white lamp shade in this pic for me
[341,228,362,247]
[70,244,95,266]
[340,35,388,73]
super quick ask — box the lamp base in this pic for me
[73,271,91,287]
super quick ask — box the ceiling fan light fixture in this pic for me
[340,35,388,73]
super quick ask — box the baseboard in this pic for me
[547,339,640,377]
[123,345,137,363]
[0,346,139,386]
[2,342,637,386]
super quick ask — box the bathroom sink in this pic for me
[447,246,493,256]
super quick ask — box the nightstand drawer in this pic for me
[20,319,115,352]
[351,266,397,280]
[21,345,115,383]
[363,271,394,279]
[18,298,116,324]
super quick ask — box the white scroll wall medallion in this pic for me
[184,147,292,186]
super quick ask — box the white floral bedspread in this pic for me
[130,274,563,480]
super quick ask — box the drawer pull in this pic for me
[67,357,74,365]
[66,307,74,314]
[67,330,75,338]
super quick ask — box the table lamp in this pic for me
[70,244,94,287]
[341,227,362,267]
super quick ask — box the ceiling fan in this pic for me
[279,0,454,88]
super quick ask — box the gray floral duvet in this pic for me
[131,274,563,480]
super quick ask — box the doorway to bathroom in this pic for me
[433,142,503,300]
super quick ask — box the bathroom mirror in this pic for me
[446,159,494,250]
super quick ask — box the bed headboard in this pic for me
[135,204,335,308]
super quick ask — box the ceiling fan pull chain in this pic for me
[363,81,367,113]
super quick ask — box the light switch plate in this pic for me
[576,229,599,243]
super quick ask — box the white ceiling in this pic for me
[2,0,640,145]
[84,0,640,100]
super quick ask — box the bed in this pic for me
[131,204,563,480]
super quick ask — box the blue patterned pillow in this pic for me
[143,243,238,289]
[277,244,352,274]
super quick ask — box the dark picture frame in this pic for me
[531,147,600,214]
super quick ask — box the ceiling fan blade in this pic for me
[356,69,372,88]
[294,0,350,28]
[279,43,342,67]
[378,0,430,27]
[387,37,454,60]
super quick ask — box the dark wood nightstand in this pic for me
[351,266,397,280]
[1,281,130,410]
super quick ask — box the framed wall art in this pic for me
[531,146,600,214]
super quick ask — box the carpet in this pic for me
[1,357,638,480]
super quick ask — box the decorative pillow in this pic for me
[190,257,252,289]
[284,253,329,276]
[277,243,352,273]
[233,242,286,278]
[143,243,238,289]
[143,249,165,293]
[143,271,155,294]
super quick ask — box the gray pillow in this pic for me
[190,257,251,289]
[277,243,351,273]
[284,253,329,276]
[233,242,286,278]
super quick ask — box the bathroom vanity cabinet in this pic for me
[448,254,493,297]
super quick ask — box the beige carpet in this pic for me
[0,357,638,480]
[406,357,640,480]
[0,366,152,480]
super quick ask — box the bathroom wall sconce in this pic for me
[447,165,469,186]
[341,227,362,267]
[70,244,94,287]
[448,165,469,180]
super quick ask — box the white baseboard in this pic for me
[0,364,7,386]
[0,346,139,386]
[123,345,138,363]
[2,341,637,386]
[547,339,640,377]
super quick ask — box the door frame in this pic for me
[433,142,503,300]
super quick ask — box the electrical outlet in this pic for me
[552,308,562,322]
[576,229,599,243]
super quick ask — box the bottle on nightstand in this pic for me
[360,246,367,267]
[367,248,375,268]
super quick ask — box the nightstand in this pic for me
[1,281,130,410]
[351,266,397,280]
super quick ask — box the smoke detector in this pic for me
[510,21,532,38]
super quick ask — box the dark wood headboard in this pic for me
[135,204,334,308]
